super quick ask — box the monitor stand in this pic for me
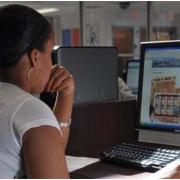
[138,129,180,147]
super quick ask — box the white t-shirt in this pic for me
[0,82,61,178]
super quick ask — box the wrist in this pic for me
[58,118,72,128]
[58,91,75,98]
[58,87,75,96]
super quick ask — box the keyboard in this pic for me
[100,142,180,172]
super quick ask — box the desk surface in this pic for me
[67,156,152,179]
[66,101,152,178]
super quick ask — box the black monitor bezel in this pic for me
[137,40,180,133]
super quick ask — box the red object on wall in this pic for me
[72,28,80,46]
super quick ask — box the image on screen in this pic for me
[138,41,180,132]
[126,60,140,95]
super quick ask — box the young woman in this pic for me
[0,4,75,178]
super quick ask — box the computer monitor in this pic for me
[59,47,118,104]
[137,41,180,146]
[126,60,140,95]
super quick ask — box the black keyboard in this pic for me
[100,142,180,172]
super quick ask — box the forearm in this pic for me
[148,159,180,179]
[53,92,74,149]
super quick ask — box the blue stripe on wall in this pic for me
[62,29,71,46]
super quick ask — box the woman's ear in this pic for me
[28,49,40,68]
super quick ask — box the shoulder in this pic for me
[15,96,56,121]
[13,96,60,147]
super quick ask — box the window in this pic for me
[150,2,179,41]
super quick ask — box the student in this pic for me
[0,4,75,178]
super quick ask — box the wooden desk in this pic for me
[65,100,153,178]
[66,100,137,157]
[69,159,152,179]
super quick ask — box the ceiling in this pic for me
[0,1,79,16]
[0,1,180,17]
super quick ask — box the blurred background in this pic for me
[1,1,179,78]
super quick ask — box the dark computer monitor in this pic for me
[125,60,140,95]
[59,47,118,104]
[137,41,180,133]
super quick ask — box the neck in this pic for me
[0,69,16,82]
[0,56,35,93]
[0,77,18,86]
[0,68,31,93]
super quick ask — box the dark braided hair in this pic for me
[0,4,52,68]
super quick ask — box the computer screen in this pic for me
[59,47,118,104]
[126,60,140,95]
[138,41,180,133]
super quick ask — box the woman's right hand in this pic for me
[46,65,75,149]
[148,159,180,179]
[45,65,75,96]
